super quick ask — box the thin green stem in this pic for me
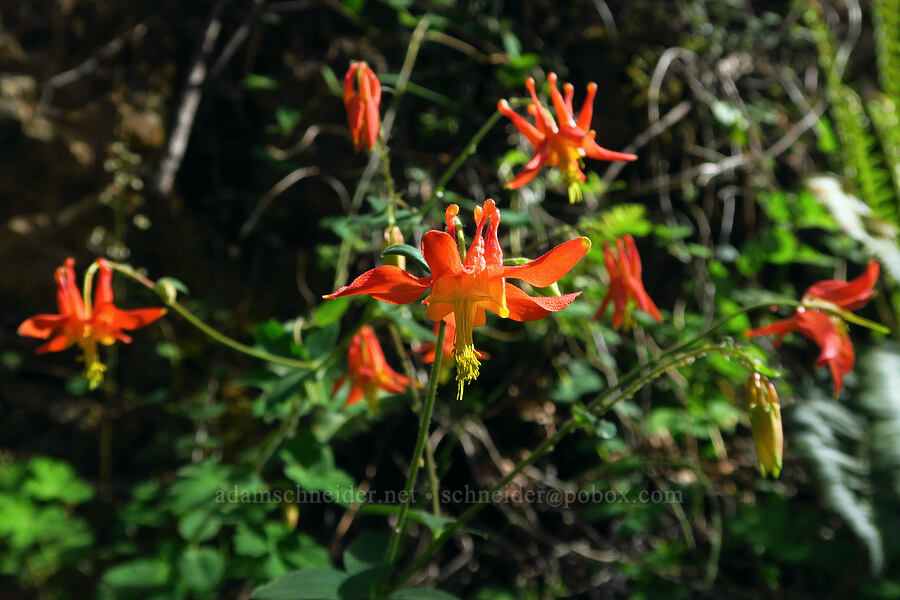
[391,342,731,590]
[379,134,398,226]
[82,260,101,317]
[389,323,442,516]
[106,261,314,370]
[388,301,800,589]
[641,300,799,366]
[583,301,798,416]
[382,320,446,580]
[420,111,503,215]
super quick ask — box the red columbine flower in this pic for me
[745,260,880,395]
[593,235,662,329]
[333,325,409,408]
[497,73,636,202]
[325,199,590,399]
[18,258,166,388]
[343,61,381,152]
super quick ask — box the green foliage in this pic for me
[874,0,900,102]
[0,456,94,588]
[579,203,653,242]
[806,6,899,226]
[4,1,900,599]
[791,343,900,574]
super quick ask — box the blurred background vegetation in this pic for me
[2,0,900,598]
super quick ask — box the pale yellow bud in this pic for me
[382,226,405,270]
[746,373,783,478]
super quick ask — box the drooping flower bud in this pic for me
[746,373,783,478]
[343,61,381,152]
[382,225,405,270]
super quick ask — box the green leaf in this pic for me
[390,589,462,600]
[314,297,351,327]
[281,431,364,506]
[155,341,182,360]
[358,504,456,533]
[276,108,302,136]
[473,588,515,600]
[156,276,190,295]
[342,0,365,13]
[572,405,616,439]
[279,533,332,570]
[101,558,171,588]
[814,116,838,154]
[305,322,340,360]
[320,66,342,97]
[252,569,348,599]
[178,546,224,592]
[177,509,222,543]
[382,244,430,273]
[550,360,603,403]
[23,457,93,504]
[380,304,435,341]
[244,74,280,90]
[168,461,232,512]
[234,523,269,558]
[342,531,389,574]
[581,204,652,240]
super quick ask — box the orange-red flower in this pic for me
[745,260,880,395]
[333,325,409,408]
[325,199,590,399]
[343,61,381,152]
[497,73,636,201]
[18,258,166,388]
[593,235,662,329]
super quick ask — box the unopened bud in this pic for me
[746,373,783,478]
[284,504,299,531]
[382,226,405,269]
[156,278,179,304]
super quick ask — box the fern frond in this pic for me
[792,395,884,573]
[858,344,900,499]
[867,95,900,225]
[806,7,897,224]
[580,203,652,241]
[873,0,900,103]
[791,343,900,574]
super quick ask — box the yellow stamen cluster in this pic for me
[453,345,481,402]
[566,183,583,204]
[562,163,585,203]
[79,340,107,390]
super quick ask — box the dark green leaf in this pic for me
[101,558,170,588]
[244,74,280,90]
[178,547,224,592]
[177,509,222,543]
[358,504,456,533]
[342,531,389,573]
[314,297,351,327]
[390,588,462,600]
[382,244,430,274]
[252,569,348,599]
[23,457,93,504]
